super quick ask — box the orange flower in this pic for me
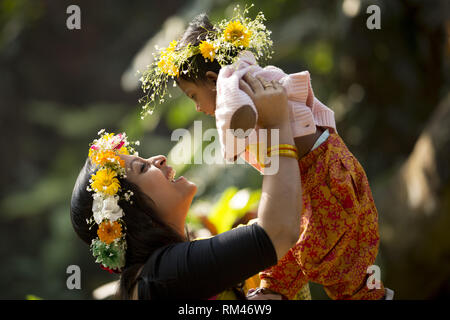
[97,220,122,244]
[91,150,114,166]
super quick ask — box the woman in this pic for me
[70,73,302,299]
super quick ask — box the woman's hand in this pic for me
[239,73,289,129]
[238,71,302,262]
[246,287,284,300]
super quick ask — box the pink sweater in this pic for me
[215,51,336,163]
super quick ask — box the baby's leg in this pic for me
[256,248,309,300]
[304,133,385,299]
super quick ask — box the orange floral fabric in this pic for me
[259,133,385,300]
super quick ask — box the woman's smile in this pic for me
[121,154,197,236]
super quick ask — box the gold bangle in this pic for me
[269,149,298,156]
[267,144,298,153]
[268,149,299,159]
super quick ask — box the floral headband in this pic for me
[86,129,139,273]
[138,4,273,119]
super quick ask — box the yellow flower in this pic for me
[157,41,180,77]
[118,146,129,156]
[167,40,178,53]
[223,21,252,48]
[97,220,122,244]
[199,41,216,62]
[91,168,120,196]
[158,56,168,73]
[158,54,179,77]
[167,63,179,77]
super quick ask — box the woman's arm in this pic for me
[137,223,277,299]
[239,74,302,261]
[136,74,302,299]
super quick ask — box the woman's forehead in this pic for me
[119,154,140,170]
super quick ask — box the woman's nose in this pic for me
[150,155,167,168]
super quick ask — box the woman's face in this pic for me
[121,154,197,235]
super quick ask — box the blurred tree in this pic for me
[374,93,450,299]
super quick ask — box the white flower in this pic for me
[92,194,124,224]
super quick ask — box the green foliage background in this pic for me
[0,0,448,299]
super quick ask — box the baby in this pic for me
[152,13,392,300]
[215,50,336,173]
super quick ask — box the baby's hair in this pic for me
[178,13,215,47]
[176,14,237,82]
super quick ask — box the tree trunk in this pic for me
[373,93,450,299]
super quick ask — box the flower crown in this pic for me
[139,4,273,119]
[86,129,139,273]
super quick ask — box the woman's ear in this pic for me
[205,71,218,85]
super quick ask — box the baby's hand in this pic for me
[246,287,284,300]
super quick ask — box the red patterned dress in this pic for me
[259,133,385,300]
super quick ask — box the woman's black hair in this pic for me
[176,13,237,82]
[70,158,185,299]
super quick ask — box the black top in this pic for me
[137,223,277,300]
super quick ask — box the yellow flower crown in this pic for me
[86,129,139,273]
[139,4,273,119]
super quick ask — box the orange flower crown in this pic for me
[138,4,273,119]
[86,129,139,273]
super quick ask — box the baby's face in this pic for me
[177,77,217,117]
